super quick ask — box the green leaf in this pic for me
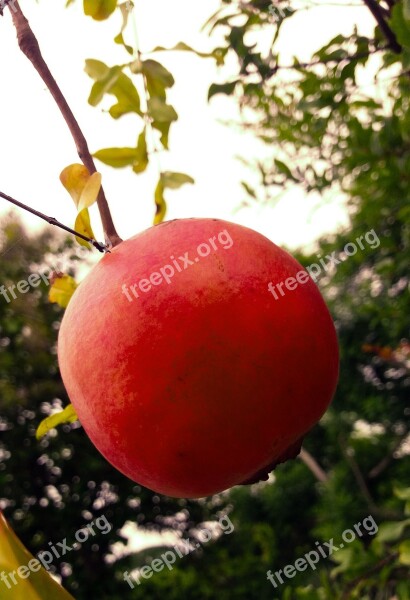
[351,99,380,109]
[211,47,228,67]
[208,80,239,100]
[161,171,194,189]
[241,181,257,198]
[153,41,195,53]
[152,42,227,66]
[114,2,134,55]
[84,58,110,81]
[48,275,78,309]
[376,519,410,543]
[83,0,117,21]
[85,61,141,117]
[404,0,410,22]
[88,66,122,106]
[94,147,140,168]
[330,548,355,575]
[93,129,148,173]
[132,129,149,174]
[153,172,193,224]
[108,73,142,118]
[142,59,175,89]
[141,61,172,101]
[36,404,79,440]
[147,97,178,122]
[389,4,410,49]
[394,486,410,501]
[152,119,172,149]
[399,540,410,565]
[340,59,356,82]
[403,47,410,68]
[0,512,75,598]
[274,158,296,180]
[153,180,166,225]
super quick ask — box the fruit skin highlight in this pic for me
[58,218,339,498]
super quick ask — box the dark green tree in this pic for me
[0,216,226,599]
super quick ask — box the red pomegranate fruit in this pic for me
[58,218,339,498]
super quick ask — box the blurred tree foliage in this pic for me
[143,0,409,597]
[0,217,225,598]
[1,0,410,598]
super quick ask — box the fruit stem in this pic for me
[8,1,123,248]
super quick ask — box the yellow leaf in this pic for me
[74,208,95,248]
[153,180,166,225]
[0,511,75,599]
[399,540,410,565]
[48,274,78,308]
[36,404,78,440]
[83,0,117,20]
[60,165,101,211]
[77,171,102,212]
[60,164,90,209]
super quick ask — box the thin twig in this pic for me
[8,1,122,248]
[339,436,379,513]
[0,190,109,253]
[368,432,409,479]
[269,46,385,76]
[340,552,399,599]
[299,448,329,483]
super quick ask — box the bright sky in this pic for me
[0,0,376,254]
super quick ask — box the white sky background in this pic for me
[0,0,376,254]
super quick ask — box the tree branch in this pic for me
[339,436,379,513]
[0,190,109,253]
[368,432,409,479]
[362,0,401,53]
[340,552,399,599]
[9,1,122,248]
[268,46,385,76]
[299,448,329,483]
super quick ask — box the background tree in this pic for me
[0,215,227,598]
[179,0,410,596]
